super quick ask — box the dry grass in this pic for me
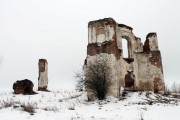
[43,106,59,112]
[0,99,14,109]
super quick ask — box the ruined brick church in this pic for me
[84,18,164,99]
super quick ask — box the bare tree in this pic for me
[74,70,85,92]
[164,84,170,95]
[171,82,178,93]
[75,56,112,100]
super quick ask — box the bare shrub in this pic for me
[171,82,178,93]
[75,71,85,92]
[68,103,75,110]
[75,57,112,100]
[164,84,171,95]
[0,99,36,114]
[21,103,35,114]
[0,99,14,109]
[75,56,112,100]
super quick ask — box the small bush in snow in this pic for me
[68,103,75,110]
[21,103,35,114]
[75,56,112,100]
[0,99,14,109]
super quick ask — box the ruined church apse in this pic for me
[84,18,164,99]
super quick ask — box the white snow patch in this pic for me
[0,90,179,120]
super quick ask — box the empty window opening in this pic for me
[122,38,129,58]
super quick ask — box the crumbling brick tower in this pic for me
[84,18,164,100]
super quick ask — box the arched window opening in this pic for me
[122,38,129,58]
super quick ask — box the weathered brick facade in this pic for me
[84,18,164,100]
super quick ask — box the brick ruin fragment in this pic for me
[38,59,48,91]
[84,18,165,100]
[13,79,35,95]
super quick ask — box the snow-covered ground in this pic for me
[0,90,179,120]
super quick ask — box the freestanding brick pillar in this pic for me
[38,59,48,91]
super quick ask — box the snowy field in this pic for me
[0,90,180,120]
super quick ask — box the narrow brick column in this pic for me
[38,59,48,91]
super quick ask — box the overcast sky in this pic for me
[0,0,180,90]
